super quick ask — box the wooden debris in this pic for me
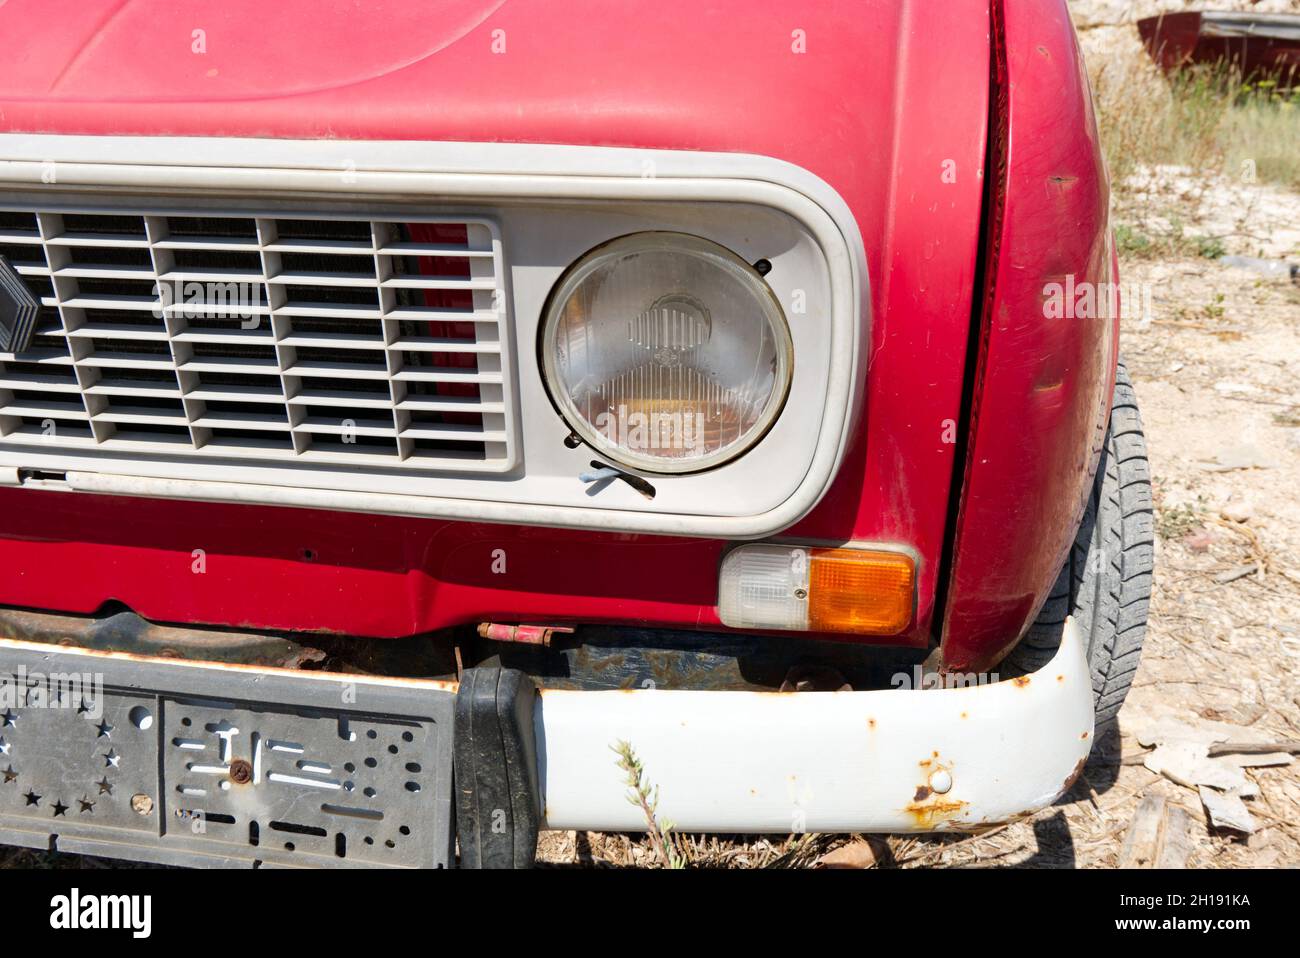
[1199,786,1256,834]
[1144,741,1250,792]
[1207,740,1300,758]
[815,836,891,869]
[1156,805,1196,868]
[1120,794,1193,868]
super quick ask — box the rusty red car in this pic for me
[0,0,1149,868]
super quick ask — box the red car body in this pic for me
[0,0,1114,673]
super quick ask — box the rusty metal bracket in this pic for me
[476,622,575,648]
[0,606,326,669]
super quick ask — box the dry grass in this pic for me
[1085,33,1299,263]
[1085,19,1300,203]
[1223,88,1300,192]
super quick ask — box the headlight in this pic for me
[540,232,792,473]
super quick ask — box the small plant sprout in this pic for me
[611,739,687,869]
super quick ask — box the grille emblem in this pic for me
[0,254,39,353]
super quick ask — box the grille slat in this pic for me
[0,209,512,470]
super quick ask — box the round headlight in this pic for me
[540,232,792,473]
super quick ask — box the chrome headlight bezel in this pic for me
[538,231,794,475]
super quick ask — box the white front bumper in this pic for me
[534,619,1094,833]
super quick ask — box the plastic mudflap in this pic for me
[0,637,455,868]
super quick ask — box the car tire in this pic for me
[1005,359,1154,730]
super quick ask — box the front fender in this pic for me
[940,0,1117,672]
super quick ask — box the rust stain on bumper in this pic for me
[904,796,970,828]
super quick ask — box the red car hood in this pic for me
[0,0,985,167]
[0,0,993,647]
[4,0,506,102]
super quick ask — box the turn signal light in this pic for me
[718,544,915,637]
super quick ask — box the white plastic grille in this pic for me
[0,209,512,471]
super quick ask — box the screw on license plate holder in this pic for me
[0,639,455,868]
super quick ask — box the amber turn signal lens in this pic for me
[807,548,915,636]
